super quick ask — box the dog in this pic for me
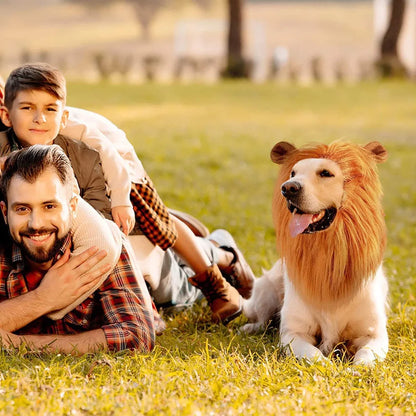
[242,141,389,365]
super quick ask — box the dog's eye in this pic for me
[319,169,334,178]
[290,170,295,178]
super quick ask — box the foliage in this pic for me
[64,0,217,41]
[2,80,415,415]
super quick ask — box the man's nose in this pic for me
[28,212,43,229]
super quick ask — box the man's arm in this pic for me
[0,328,107,355]
[98,245,156,352]
[0,246,111,332]
[1,245,156,354]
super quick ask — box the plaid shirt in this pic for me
[130,175,177,250]
[0,235,155,352]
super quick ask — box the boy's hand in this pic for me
[112,205,135,235]
[35,246,111,312]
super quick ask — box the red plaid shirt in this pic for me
[130,176,177,250]
[0,236,155,352]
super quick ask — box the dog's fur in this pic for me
[242,141,389,365]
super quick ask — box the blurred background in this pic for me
[1,0,414,84]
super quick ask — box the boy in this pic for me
[0,63,254,323]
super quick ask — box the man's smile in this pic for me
[21,231,55,246]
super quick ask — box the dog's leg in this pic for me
[352,331,389,365]
[241,278,278,334]
[351,268,389,365]
[241,260,284,334]
[280,281,326,362]
[281,332,326,362]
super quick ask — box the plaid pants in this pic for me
[130,176,177,250]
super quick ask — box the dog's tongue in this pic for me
[289,213,313,237]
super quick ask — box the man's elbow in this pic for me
[127,328,155,353]
[113,323,156,353]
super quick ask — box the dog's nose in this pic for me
[281,180,302,197]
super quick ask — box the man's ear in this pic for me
[0,106,12,128]
[69,194,78,219]
[0,201,8,225]
[60,109,69,131]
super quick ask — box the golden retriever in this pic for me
[242,141,389,365]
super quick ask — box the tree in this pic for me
[222,0,249,78]
[126,0,167,41]
[378,0,408,77]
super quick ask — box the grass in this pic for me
[1,80,416,415]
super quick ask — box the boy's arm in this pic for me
[62,119,132,208]
[47,197,123,320]
[62,117,135,234]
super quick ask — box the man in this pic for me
[0,145,156,354]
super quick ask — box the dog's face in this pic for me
[271,140,388,239]
[281,158,344,237]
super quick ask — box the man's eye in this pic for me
[319,169,334,178]
[47,108,57,112]
[45,204,56,210]
[15,206,29,213]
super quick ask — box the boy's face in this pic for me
[0,89,68,147]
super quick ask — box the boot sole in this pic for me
[212,301,243,325]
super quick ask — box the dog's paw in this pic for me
[239,322,264,334]
[353,348,377,366]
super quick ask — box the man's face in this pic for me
[0,89,68,147]
[0,168,77,268]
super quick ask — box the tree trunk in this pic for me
[222,0,249,78]
[378,0,408,77]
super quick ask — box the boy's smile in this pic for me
[1,89,68,147]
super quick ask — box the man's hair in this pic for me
[0,145,75,204]
[4,63,66,109]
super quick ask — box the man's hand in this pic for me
[35,246,111,313]
[111,205,135,235]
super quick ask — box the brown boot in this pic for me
[188,264,242,324]
[208,229,255,299]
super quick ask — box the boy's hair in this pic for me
[0,144,75,204]
[4,63,66,109]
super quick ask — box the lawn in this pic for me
[1,80,415,415]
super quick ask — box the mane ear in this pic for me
[271,141,297,164]
[363,141,388,163]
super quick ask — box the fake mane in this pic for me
[273,142,386,307]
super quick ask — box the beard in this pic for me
[18,226,69,264]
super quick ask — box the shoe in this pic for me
[188,264,242,324]
[208,229,255,299]
[169,209,210,238]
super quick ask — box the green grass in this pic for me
[2,81,416,415]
